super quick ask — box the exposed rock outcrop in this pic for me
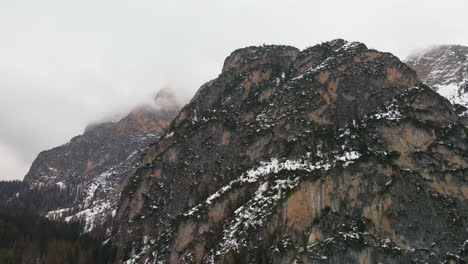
[111,40,468,263]
[23,89,180,233]
[406,45,468,116]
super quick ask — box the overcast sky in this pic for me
[1,0,467,180]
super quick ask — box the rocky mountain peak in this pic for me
[221,45,299,74]
[110,40,466,263]
[407,45,468,86]
[292,39,367,74]
[115,105,172,137]
[22,89,180,233]
[406,45,468,113]
[182,39,418,131]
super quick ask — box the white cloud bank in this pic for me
[0,144,29,181]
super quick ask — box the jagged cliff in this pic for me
[111,40,468,263]
[406,45,468,116]
[22,90,180,233]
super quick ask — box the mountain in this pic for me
[110,39,468,263]
[406,45,468,116]
[20,89,180,234]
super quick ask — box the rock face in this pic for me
[406,45,468,115]
[111,39,468,263]
[23,90,180,233]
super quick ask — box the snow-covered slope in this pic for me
[406,45,468,115]
[45,146,147,233]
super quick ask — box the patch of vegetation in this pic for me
[0,212,115,264]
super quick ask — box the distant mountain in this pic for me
[20,89,180,234]
[406,45,468,115]
[109,40,468,263]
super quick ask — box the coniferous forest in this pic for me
[0,181,115,264]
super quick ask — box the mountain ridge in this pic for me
[110,39,467,263]
[406,44,468,116]
[21,89,180,234]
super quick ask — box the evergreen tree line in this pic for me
[0,181,76,215]
[0,181,116,263]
